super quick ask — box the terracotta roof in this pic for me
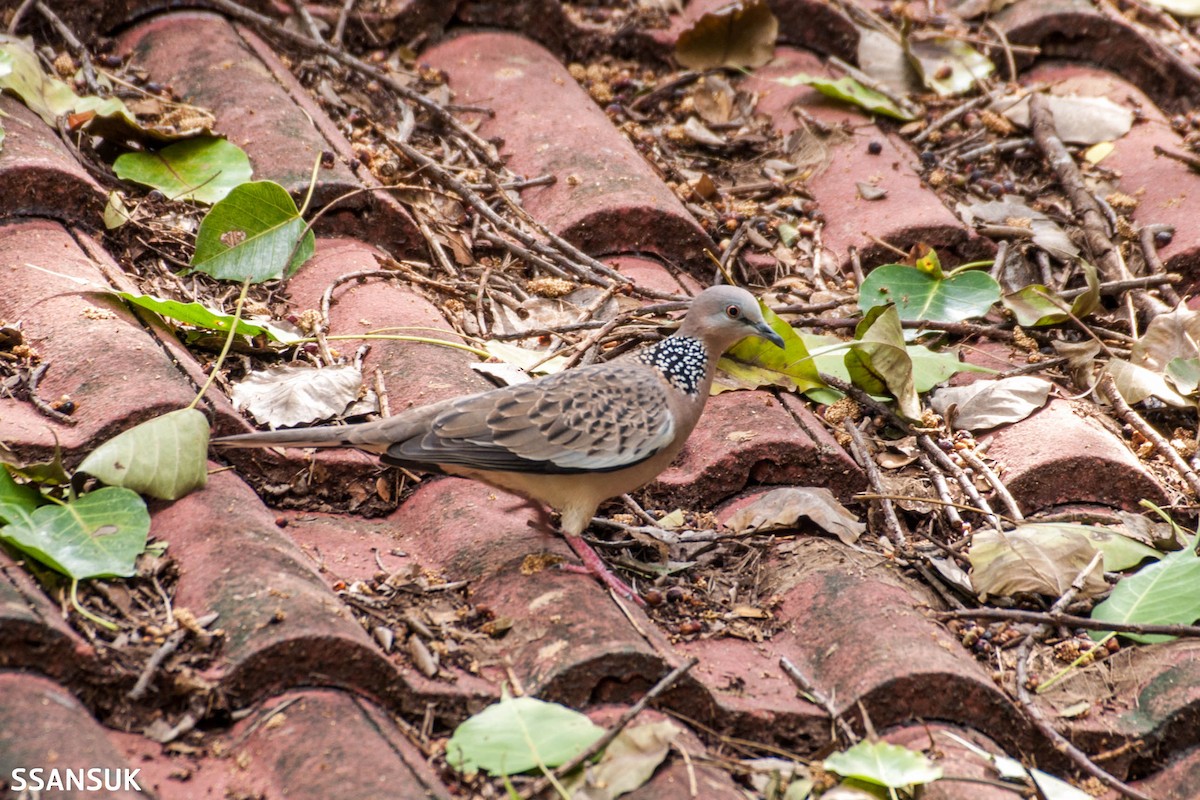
[2,1,1199,798]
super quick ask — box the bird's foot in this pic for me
[563,535,646,607]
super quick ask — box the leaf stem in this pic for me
[70,578,118,631]
[943,259,995,277]
[189,278,251,410]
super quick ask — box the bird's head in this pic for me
[677,285,786,354]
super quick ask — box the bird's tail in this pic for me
[212,425,369,450]
[212,407,441,453]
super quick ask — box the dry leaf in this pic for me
[230,364,363,429]
[675,0,778,70]
[999,93,1133,145]
[969,528,1107,599]
[930,376,1051,431]
[726,487,864,544]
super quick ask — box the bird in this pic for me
[213,285,785,603]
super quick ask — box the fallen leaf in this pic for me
[230,364,364,429]
[959,196,1080,260]
[726,487,864,544]
[930,375,1052,430]
[675,0,778,70]
[999,93,1133,145]
[969,528,1108,599]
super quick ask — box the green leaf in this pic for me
[0,487,150,579]
[845,305,921,420]
[1002,262,1099,327]
[0,35,83,125]
[1108,358,1196,408]
[913,247,944,279]
[801,333,991,395]
[445,694,604,776]
[190,180,314,283]
[824,740,942,789]
[114,290,303,343]
[907,345,995,391]
[77,409,209,501]
[715,301,823,394]
[1166,356,1200,396]
[4,451,70,486]
[1091,534,1200,642]
[0,466,43,526]
[859,263,1000,323]
[104,191,132,229]
[114,137,252,204]
[774,73,914,121]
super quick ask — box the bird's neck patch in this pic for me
[637,336,709,395]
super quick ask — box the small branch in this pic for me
[1098,372,1200,496]
[780,656,859,744]
[128,628,189,700]
[1137,224,1182,306]
[955,447,1023,521]
[35,2,99,94]
[935,607,1200,637]
[918,435,1004,533]
[912,95,989,146]
[1152,144,1200,171]
[1059,273,1180,299]
[1012,552,1153,800]
[518,658,698,799]
[27,362,77,425]
[202,0,501,165]
[844,420,908,551]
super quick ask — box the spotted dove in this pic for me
[213,285,785,602]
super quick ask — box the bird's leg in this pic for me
[520,499,645,605]
[563,534,646,606]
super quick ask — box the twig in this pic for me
[780,656,858,744]
[1030,95,1165,318]
[1097,372,1200,496]
[1137,224,1182,306]
[845,420,908,551]
[985,20,1018,82]
[1012,553,1153,800]
[35,2,99,94]
[918,435,1004,533]
[332,0,356,46]
[912,95,990,146]
[936,607,1200,637]
[518,658,699,799]
[1060,273,1180,299]
[202,0,500,165]
[1152,143,1200,171]
[797,316,1020,342]
[7,0,37,34]
[956,137,1034,164]
[956,448,1023,521]
[27,362,77,425]
[128,628,189,700]
[917,452,965,532]
[380,131,629,288]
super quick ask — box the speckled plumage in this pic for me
[213,286,785,600]
[635,336,709,396]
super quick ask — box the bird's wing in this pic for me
[384,362,677,474]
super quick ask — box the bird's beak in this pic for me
[755,320,786,349]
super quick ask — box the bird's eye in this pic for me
[725,304,741,319]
